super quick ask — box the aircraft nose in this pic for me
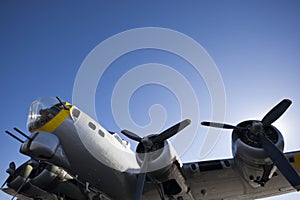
[27,97,64,132]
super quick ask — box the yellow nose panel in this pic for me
[31,108,71,133]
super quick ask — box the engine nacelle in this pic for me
[232,120,284,187]
[136,140,180,172]
[4,161,86,200]
[135,140,190,196]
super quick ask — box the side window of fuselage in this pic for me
[88,121,106,138]
[114,134,123,144]
[98,130,105,137]
[88,122,96,130]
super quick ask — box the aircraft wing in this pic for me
[142,151,300,200]
[2,188,33,200]
[185,151,300,199]
[2,148,300,200]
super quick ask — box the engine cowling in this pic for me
[232,120,284,187]
[135,140,190,196]
[3,161,86,200]
[135,140,179,171]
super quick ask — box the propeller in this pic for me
[0,162,16,190]
[134,151,150,200]
[11,164,33,200]
[262,99,292,126]
[7,162,16,176]
[0,179,8,190]
[259,133,300,190]
[202,99,292,130]
[121,119,191,200]
[200,121,247,130]
[121,119,191,151]
[201,99,300,190]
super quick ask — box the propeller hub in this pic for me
[141,137,154,150]
[6,162,16,176]
[6,168,15,176]
[233,120,279,148]
[250,122,264,135]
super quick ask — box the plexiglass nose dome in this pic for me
[27,97,63,132]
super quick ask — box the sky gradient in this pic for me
[0,1,300,199]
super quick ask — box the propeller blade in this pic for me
[135,173,146,200]
[201,121,246,130]
[153,119,191,143]
[1,162,17,189]
[6,162,16,176]
[12,164,33,200]
[121,130,142,142]
[259,133,300,191]
[9,162,16,171]
[134,151,150,200]
[262,99,292,126]
[0,178,8,190]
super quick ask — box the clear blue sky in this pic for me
[0,1,300,199]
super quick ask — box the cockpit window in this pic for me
[72,108,80,118]
[27,97,65,132]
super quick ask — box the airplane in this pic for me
[1,97,300,200]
